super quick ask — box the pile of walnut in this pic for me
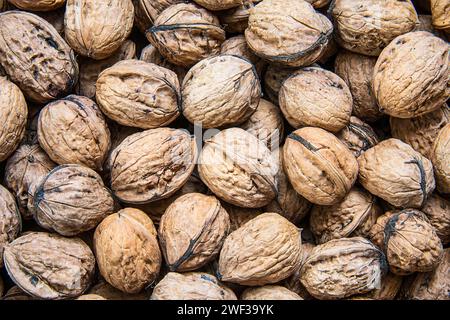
[0,0,449,301]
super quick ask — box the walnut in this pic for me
[431,123,450,194]
[263,64,300,104]
[0,185,21,266]
[2,286,34,300]
[218,0,261,34]
[133,0,184,33]
[223,204,262,233]
[306,0,330,8]
[88,280,149,300]
[241,285,302,300]
[430,0,450,31]
[7,0,65,11]
[352,272,403,300]
[193,0,242,11]
[34,8,65,36]
[415,14,448,39]
[76,294,107,300]
[368,211,397,250]
[283,242,315,300]
[421,194,450,245]
[337,117,380,158]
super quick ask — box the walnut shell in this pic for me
[263,64,299,104]
[373,31,449,118]
[198,128,278,208]
[88,280,148,300]
[182,55,261,129]
[37,95,111,171]
[358,138,435,208]
[279,67,352,132]
[218,0,261,34]
[352,272,403,300]
[3,232,95,300]
[8,0,65,11]
[151,272,237,300]
[218,212,302,286]
[109,128,197,204]
[431,0,450,31]
[35,8,65,36]
[431,123,450,194]
[2,286,34,300]
[194,0,242,11]
[65,0,134,60]
[133,0,184,33]
[337,117,380,158]
[421,193,450,245]
[94,208,162,294]
[306,0,330,8]
[76,294,107,300]
[283,127,359,206]
[241,285,302,300]
[368,211,396,250]
[224,204,262,233]
[283,242,315,300]
[0,185,21,266]
[245,0,333,67]
[300,237,387,299]
[146,3,226,68]
[0,11,78,103]
[415,14,448,39]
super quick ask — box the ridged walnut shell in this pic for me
[283,242,315,300]
[146,3,226,68]
[373,31,449,118]
[245,0,333,67]
[7,0,65,11]
[358,138,435,208]
[159,193,230,272]
[3,232,95,300]
[431,123,450,194]
[368,211,396,250]
[421,194,450,245]
[109,128,197,204]
[96,60,180,129]
[431,0,450,31]
[0,185,21,266]
[224,204,262,233]
[88,280,148,300]
[198,128,278,208]
[65,0,134,60]
[182,55,261,129]
[218,212,302,286]
[241,285,302,300]
[415,14,448,39]
[151,272,237,300]
[283,127,359,206]
[194,0,242,11]
[35,7,65,36]
[37,95,111,171]
[299,237,387,299]
[352,272,403,300]
[337,117,380,158]
[94,208,162,294]
[0,11,78,103]
[263,64,299,104]
[218,0,261,33]
[133,0,184,33]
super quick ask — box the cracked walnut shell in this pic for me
[431,123,450,194]
[241,285,302,300]
[7,0,65,11]
[0,185,21,266]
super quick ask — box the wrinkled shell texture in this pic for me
[431,123,450,194]
[415,14,448,39]
[283,127,359,206]
[219,0,261,33]
[198,128,278,208]
[337,117,380,158]
[0,11,78,103]
[283,242,315,299]
[2,286,33,300]
[300,237,387,299]
[368,211,396,250]
[194,0,243,11]
[358,139,435,209]
[96,60,180,129]
[220,35,265,76]
[89,280,148,300]
[421,194,450,244]
[109,128,197,204]
[65,0,134,60]
[133,0,184,33]
[37,95,111,171]
[147,3,226,67]
[36,8,66,36]
[241,285,302,300]
[225,205,262,232]
[0,185,21,264]
[151,272,237,300]
[182,55,261,129]
[3,232,95,299]
[263,64,299,104]
[94,208,162,294]
[7,0,65,11]
[354,272,403,300]
[373,31,449,118]
[218,213,302,286]
[431,0,450,31]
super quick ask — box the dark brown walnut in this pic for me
[330,0,418,56]
[283,127,359,206]
[76,40,136,99]
[431,0,450,31]
[391,105,449,158]
[300,237,387,299]
[263,64,300,104]
[65,0,134,60]
[198,128,277,208]
[431,124,450,194]
[218,0,261,33]
[76,294,107,300]
[193,0,242,11]
[94,208,161,294]
[0,185,21,266]
[159,193,230,272]
[241,285,302,300]
[2,286,34,300]
[218,212,302,286]
[373,31,449,118]
[109,128,197,204]
[0,77,28,162]
[334,51,381,122]
[38,95,111,171]
[0,11,78,103]
[384,209,444,275]
[245,0,333,67]
[368,211,396,250]
[352,272,403,300]
[88,280,148,300]
[3,232,95,300]
[310,187,382,244]
[151,272,237,300]
[421,194,450,245]
[7,0,65,11]
[337,117,380,158]
[96,60,180,129]
[5,144,56,220]
[283,242,315,300]
[147,3,226,68]
[223,204,263,233]
[279,67,352,132]
[133,0,184,33]
[358,138,435,208]
[182,55,261,129]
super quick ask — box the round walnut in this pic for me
[133,0,184,33]
[241,285,302,300]
[358,138,435,208]
[220,35,265,76]
[198,128,277,208]
[109,128,197,204]
[245,0,333,67]
[0,77,28,162]
[373,31,449,118]
[218,0,261,34]
[146,3,226,68]
[65,0,134,60]
[193,0,242,11]
[218,212,302,286]
[337,117,380,158]
[76,294,107,301]
[283,127,359,206]
[263,64,300,104]
[3,232,95,300]
[421,194,450,245]
[94,208,162,294]
[279,67,353,132]
[96,60,180,129]
[182,55,261,129]
[159,193,230,272]
[89,280,148,300]
[0,185,21,266]
[7,0,65,11]
[0,11,78,104]
[151,272,237,300]
[37,95,111,171]
[431,0,450,31]
[300,237,387,300]
[431,123,450,194]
